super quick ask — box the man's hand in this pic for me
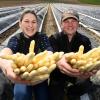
[57,56,97,79]
[57,56,80,77]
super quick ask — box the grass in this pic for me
[79,0,100,5]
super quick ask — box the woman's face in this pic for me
[61,18,79,35]
[19,13,38,37]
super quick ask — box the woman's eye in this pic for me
[32,21,36,23]
[24,21,29,23]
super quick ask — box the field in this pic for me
[0,0,99,7]
[0,0,100,100]
[0,0,44,7]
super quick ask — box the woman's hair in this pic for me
[19,9,38,22]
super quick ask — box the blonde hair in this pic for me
[19,9,37,22]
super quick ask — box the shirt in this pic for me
[7,32,53,54]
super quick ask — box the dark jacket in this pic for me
[49,31,94,95]
[49,31,91,82]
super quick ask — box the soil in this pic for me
[0,0,43,7]
[0,0,80,7]
[0,24,19,44]
[42,5,58,37]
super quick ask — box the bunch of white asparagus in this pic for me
[64,45,100,72]
[0,40,64,84]
[1,40,100,84]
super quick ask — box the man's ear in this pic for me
[78,22,81,28]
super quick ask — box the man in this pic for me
[49,9,96,100]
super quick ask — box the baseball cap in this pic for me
[61,9,79,21]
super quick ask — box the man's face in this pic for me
[61,18,79,35]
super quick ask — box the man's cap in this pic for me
[61,9,79,21]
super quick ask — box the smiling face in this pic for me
[61,18,79,36]
[19,12,38,37]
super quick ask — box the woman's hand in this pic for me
[0,59,32,85]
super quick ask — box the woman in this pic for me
[0,9,53,100]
